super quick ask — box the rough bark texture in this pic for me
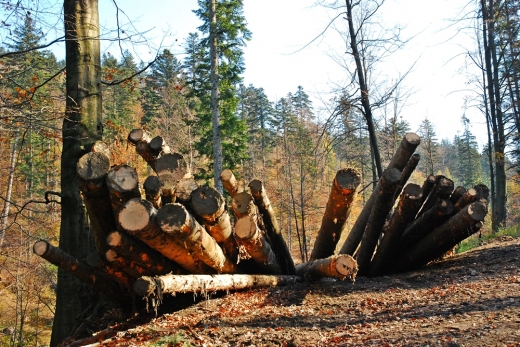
[395,153,420,199]
[134,274,303,298]
[454,188,478,213]
[249,180,296,275]
[234,215,281,274]
[118,199,209,274]
[220,169,239,198]
[310,168,361,260]
[55,1,103,344]
[340,133,420,256]
[450,186,467,204]
[76,152,115,253]
[107,230,186,275]
[295,254,358,281]
[105,249,151,278]
[157,203,237,273]
[417,176,454,218]
[355,168,402,275]
[106,165,141,219]
[143,175,162,209]
[368,183,423,277]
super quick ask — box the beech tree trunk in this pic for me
[118,199,210,274]
[310,168,361,260]
[156,203,238,273]
[249,179,296,275]
[296,254,358,281]
[340,133,420,255]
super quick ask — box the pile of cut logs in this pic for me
[33,130,488,305]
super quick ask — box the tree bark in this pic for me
[249,179,296,275]
[234,215,281,274]
[0,132,19,246]
[134,274,303,298]
[156,203,238,273]
[106,165,141,219]
[175,177,199,206]
[395,201,488,272]
[220,169,240,198]
[310,168,361,260]
[127,129,157,171]
[86,251,134,289]
[340,133,420,255]
[155,153,189,203]
[395,153,420,199]
[143,175,162,209]
[118,199,210,274]
[368,183,423,277]
[149,136,171,156]
[416,176,454,218]
[105,249,152,278]
[296,254,358,281]
[355,168,402,275]
[453,188,478,213]
[450,186,467,205]
[107,230,186,275]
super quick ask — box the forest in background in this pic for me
[0,0,519,346]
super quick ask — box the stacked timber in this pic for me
[33,129,488,307]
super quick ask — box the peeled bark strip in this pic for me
[220,169,240,198]
[150,136,171,156]
[106,165,141,218]
[118,199,209,274]
[191,186,238,261]
[395,201,488,272]
[355,168,402,275]
[368,183,423,277]
[296,254,358,281]
[107,231,185,275]
[134,274,303,298]
[310,168,361,260]
[77,152,116,253]
[249,179,296,275]
[33,240,125,301]
[157,203,237,273]
[400,198,454,251]
[340,133,420,256]
[235,215,281,274]
[143,175,162,209]
[105,249,151,278]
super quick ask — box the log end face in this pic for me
[77,152,110,181]
[468,201,488,221]
[191,186,224,217]
[335,168,362,192]
[248,179,263,195]
[33,240,49,256]
[404,132,421,146]
[128,128,148,145]
[134,276,157,297]
[107,231,122,247]
[220,169,234,182]
[234,216,257,240]
[119,199,154,232]
[107,165,139,193]
[335,254,358,280]
[156,203,189,233]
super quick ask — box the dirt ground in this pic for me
[78,236,520,347]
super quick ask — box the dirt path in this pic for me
[83,236,520,347]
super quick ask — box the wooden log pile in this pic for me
[33,130,488,307]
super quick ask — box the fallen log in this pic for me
[394,201,488,272]
[232,192,258,220]
[450,186,467,204]
[118,198,210,274]
[33,240,126,301]
[105,249,152,278]
[175,177,199,206]
[156,203,238,273]
[106,231,186,275]
[220,169,240,198]
[149,136,171,156]
[155,153,188,204]
[354,168,402,275]
[453,188,478,213]
[234,215,281,274]
[127,129,157,170]
[367,183,423,277]
[340,132,420,255]
[143,175,162,209]
[190,186,238,262]
[86,251,134,289]
[295,254,358,281]
[77,152,116,253]
[395,153,420,199]
[416,175,454,218]
[310,168,361,260]
[106,165,141,218]
[90,140,111,158]
[249,179,296,275]
[134,274,303,298]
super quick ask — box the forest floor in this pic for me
[75,236,520,347]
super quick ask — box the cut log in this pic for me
[450,186,467,204]
[190,186,238,262]
[473,183,490,200]
[232,192,258,220]
[175,177,199,206]
[90,140,111,158]
[156,153,188,204]
[149,136,171,156]
[127,128,151,145]
[77,152,116,253]
[310,168,361,260]
[249,179,296,275]
[127,129,157,170]
[395,201,488,272]
[105,249,151,278]
[156,203,238,273]
[33,240,126,301]
[367,183,423,277]
[220,169,240,198]
[453,188,478,213]
[134,274,303,298]
[394,153,420,199]
[118,198,210,274]
[106,165,141,218]
[106,231,185,275]
[86,251,134,289]
[354,168,402,275]
[340,133,420,256]
[417,176,454,218]
[399,198,454,251]
[143,175,162,209]
[295,254,358,281]
[234,215,281,274]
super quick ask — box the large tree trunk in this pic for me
[310,168,361,260]
[340,133,420,256]
[54,1,102,345]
